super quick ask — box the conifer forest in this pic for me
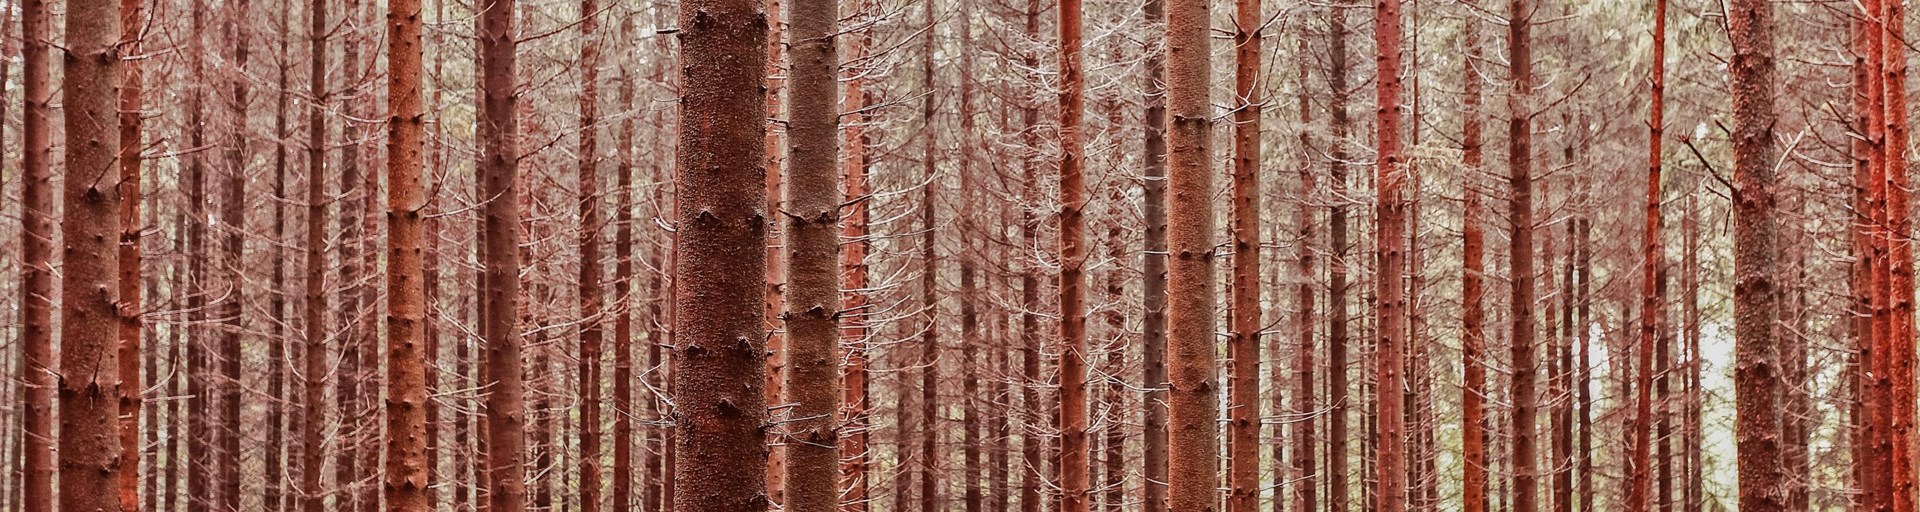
[2,0,1914,509]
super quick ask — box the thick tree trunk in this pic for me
[385,0,431,506]
[672,0,771,503]
[1227,0,1263,507]
[781,0,841,505]
[59,0,126,508]
[1727,0,1785,507]
[478,0,527,507]
[16,0,52,508]
[1165,0,1218,502]
[1373,0,1406,508]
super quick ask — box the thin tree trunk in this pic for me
[117,0,146,505]
[302,0,331,506]
[1291,28,1318,512]
[265,5,294,511]
[18,0,56,507]
[576,2,605,510]
[1140,0,1170,507]
[839,6,873,508]
[1165,0,1219,501]
[59,0,126,507]
[1630,1,1664,506]
[217,4,251,509]
[1881,0,1916,505]
[613,11,639,512]
[672,0,771,503]
[1727,0,1785,507]
[958,4,983,511]
[1227,0,1263,506]
[1459,8,1487,512]
[918,1,942,506]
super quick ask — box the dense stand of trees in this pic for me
[4,0,1920,510]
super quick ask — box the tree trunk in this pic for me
[1727,0,1785,507]
[576,2,605,511]
[1058,0,1090,502]
[479,0,527,506]
[1881,0,1916,505]
[1292,29,1318,512]
[672,0,771,503]
[217,4,251,509]
[265,5,294,511]
[117,0,146,505]
[1166,0,1218,502]
[781,0,840,504]
[1506,0,1537,510]
[1327,9,1352,512]
[1141,0,1170,507]
[838,7,872,506]
[59,0,126,507]
[1227,0,1263,506]
[1630,1,1664,507]
[385,0,430,505]
[1372,0,1406,508]
[1459,8,1487,512]
[613,11,639,512]
[302,0,331,506]
[17,0,53,507]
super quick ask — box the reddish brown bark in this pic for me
[1291,28,1317,512]
[1727,0,1785,507]
[17,0,53,507]
[1141,0,1169,509]
[1166,0,1218,501]
[1629,1,1664,508]
[384,0,430,506]
[613,12,639,512]
[672,0,772,503]
[839,9,873,506]
[1058,0,1090,502]
[1506,0,1538,510]
[917,1,942,507]
[780,0,841,504]
[1226,0,1262,507]
[575,2,605,510]
[59,0,126,508]
[1373,0,1406,507]
[302,0,330,506]
[117,0,146,506]
[1327,9,1353,511]
[478,0,527,506]
[1459,7,1487,512]
[216,3,250,509]
[1882,0,1916,506]
[266,5,294,511]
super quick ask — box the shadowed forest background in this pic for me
[0,0,1898,509]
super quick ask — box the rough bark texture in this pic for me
[117,0,146,506]
[1058,0,1091,503]
[479,0,528,507]
[385,0,431,506]
[17,0,52,507]
[1140,0,1169,508]
[302,0,330,506]
[840,12,873,506]
[60,0,126,508]
[1881,0,1915,506]
[575,2,605,511]
[1372,0,1406,509]
[1326,11,1353,512]
[1291,29,1317,512]
[1506,0,1538,511]
[1630,1,1664,508]
[216,2,250,509]
[1727,0,1785,508]
[1166,0,1218,502]
[781,0,840,506]
[673,0,772,505]
[1459,9,1487,512]
[613,15,638,512]
[1227,0,1262,507]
